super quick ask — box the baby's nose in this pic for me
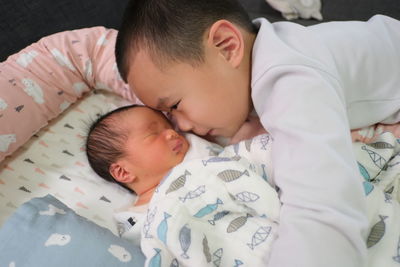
[165,129,179,140]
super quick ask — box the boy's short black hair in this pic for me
[86,104,140,193]
[115,0,255,82]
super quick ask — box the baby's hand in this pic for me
[229,115,267,144]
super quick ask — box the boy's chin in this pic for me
[203,135,230,146]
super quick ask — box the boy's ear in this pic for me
[109,162,137,184]
[208,20,244,68]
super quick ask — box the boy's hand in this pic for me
[229,115,267,144]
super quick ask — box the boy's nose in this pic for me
[173,113,193,132]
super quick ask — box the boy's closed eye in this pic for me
[169,100,181,112]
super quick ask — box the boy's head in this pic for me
[115,0,257,139]
[86,105,189,195]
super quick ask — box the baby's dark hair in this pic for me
[115,0,256,82]
[85,104,140,192]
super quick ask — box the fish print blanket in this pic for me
[140,134,280,267]
[140,132,400,267]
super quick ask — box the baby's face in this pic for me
[127,48,251,138]
[121,107,189,179]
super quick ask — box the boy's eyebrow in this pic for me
[156,97,169,110]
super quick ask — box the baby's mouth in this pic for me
[173,138,183,153]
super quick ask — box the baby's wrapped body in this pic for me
[119,133,400,266]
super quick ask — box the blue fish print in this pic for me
[149,248,162,267]
[157,212,171,244]
[363,181,374,196]
[194,198,223,218]
[261,164,268,182]
[247,226,272,250]
[179,224,191,259]
[357,162,370,181]
[234,259,244,267]
[208,210,230,225]
[179,185,206,203]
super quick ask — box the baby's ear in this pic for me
[109,162,136,184]
[208,19,244,68]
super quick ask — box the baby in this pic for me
[86,104,190,206]
[86,104,281,266]
[86,104,400,267]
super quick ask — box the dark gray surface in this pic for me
[1,0,400,61]
[240,0,400,25]
[0,0,129,61]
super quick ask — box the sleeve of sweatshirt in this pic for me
[252,64,369,267]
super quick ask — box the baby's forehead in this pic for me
[119,106,171,127]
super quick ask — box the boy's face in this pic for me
[121,107,189,180]
[127,47,251,138]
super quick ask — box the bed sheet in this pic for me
[0,90,135,234]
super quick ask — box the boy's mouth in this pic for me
[206,129,214,136]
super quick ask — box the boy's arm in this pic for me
[252,65,369,267]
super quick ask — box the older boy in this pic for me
[114,0,400,266]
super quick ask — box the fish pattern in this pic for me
[179,224,191,259]
[227,214,252,233]
[179,185,206,203]
[165,170,191,194]
[202,235,212,263]
[361,145,387,169]
[170,258,179,267]
[367,141,394,149]
[157,212,171,245]
[140,134,280,266]
[393,236,400,263]
[194,198,223,218]
[367,215,387,248]
[202,155,241,166]
[213,248,223,267]
[247,226,272,250]
[208,210,230,225]
[149,248,162,267]
[137,130,400,266]
[217,169,249,182]
[235,191,260,203]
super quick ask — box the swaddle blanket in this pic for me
[140,134,280,267]
[120,132,400,266]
